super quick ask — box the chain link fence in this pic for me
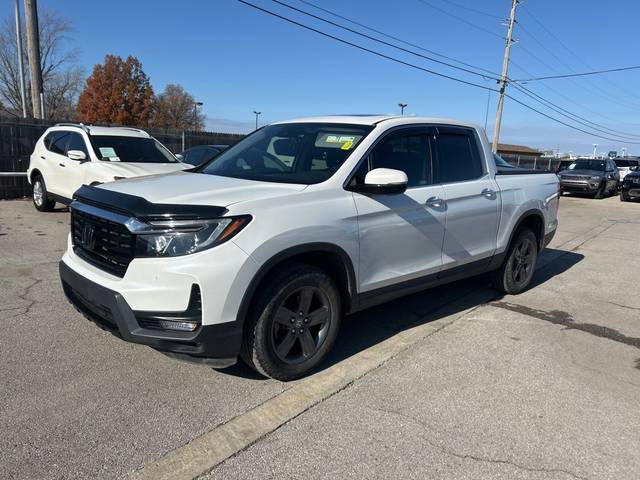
[0,116,245,199]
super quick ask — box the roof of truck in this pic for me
[272,114,482,130]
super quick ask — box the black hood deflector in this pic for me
[73,185,228,221]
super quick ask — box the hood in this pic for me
[98,171,307,207]
[561,169,604,177]
[92,161,189,180]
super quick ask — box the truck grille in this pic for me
[71,209,136,277]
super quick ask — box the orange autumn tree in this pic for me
[77,55,154,125]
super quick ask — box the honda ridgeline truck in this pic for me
[59,115,560,380]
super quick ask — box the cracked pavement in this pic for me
[2,194,640,479]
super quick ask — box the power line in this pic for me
[513,65,640,82]
[236,0,498,92]
[514,12,640,110]
[510,63,640,138]
[436,0,503,20]
[510,82,640,141]
[415,0,505,40]
[295,0,500,78]
[294,0,640,140]
[236,0,640,144]
[520,4,640,103]
[271,0,500,80]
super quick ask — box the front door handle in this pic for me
[59,163,66,167]
[481,188,496,199]
[425,196,444,208]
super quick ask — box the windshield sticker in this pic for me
[315,133,362,149]
[109,157,121,162]
[99,147,117,158]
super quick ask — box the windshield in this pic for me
[90,135,177,163]
[614,159,638,168]
[569,159,606,171]
[199,123,373,184]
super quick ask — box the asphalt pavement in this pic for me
[1,193,639,480]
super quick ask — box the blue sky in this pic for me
[3,0,640,155]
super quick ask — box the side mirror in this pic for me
[67,150,87,161]
[175,153,184,161]
[354,168,408,195]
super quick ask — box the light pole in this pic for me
[253,110,261,130]
[398,103,407,115]
[193,101,203,131]
[592,144,598,159]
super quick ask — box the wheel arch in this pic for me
[236,243,358,329]
[29,168,43,184]
[508,209,546,251]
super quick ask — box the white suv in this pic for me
[59,115,559,380]
[27,124,189,211]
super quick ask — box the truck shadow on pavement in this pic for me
[221,248,584,380]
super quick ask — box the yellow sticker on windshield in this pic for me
[341,141,353,150]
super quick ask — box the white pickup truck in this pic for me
[59,115,559,380]
[27,124,189,211]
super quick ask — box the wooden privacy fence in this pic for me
[0,116,245,199]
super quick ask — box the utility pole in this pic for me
[398,103,407,115]
[14,0,27,118]
[592,144,598,159]
[24,0,43,119]
[491,0,519,153]
[253,110,261,130]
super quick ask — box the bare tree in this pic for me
[153,84,205,131]
[0,9,83,119]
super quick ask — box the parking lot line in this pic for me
[129,288,495,480]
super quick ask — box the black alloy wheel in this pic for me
[271,286,331,364]
[511,236,536,290]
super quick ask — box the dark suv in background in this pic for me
[558,158,619,198]
[620,166,640,201]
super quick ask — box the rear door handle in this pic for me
[425,196,444,208]
[59,163,66,167]
[482,188,496,199]
[40,156,46,160]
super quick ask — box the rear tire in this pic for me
[491,228,538,295]
[241,264,342,381]
[32,175,56,212]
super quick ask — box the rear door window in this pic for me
[434,127,483,183]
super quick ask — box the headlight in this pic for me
[135,216,251,257]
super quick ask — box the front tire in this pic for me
[241,264,342,381]
[620,191,630,202]
[594,182,606,199]
[491,228,538,295]
[32,175,56,212]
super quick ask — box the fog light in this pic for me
[158,320,199,332]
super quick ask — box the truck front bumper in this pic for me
[60,260,242,367]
